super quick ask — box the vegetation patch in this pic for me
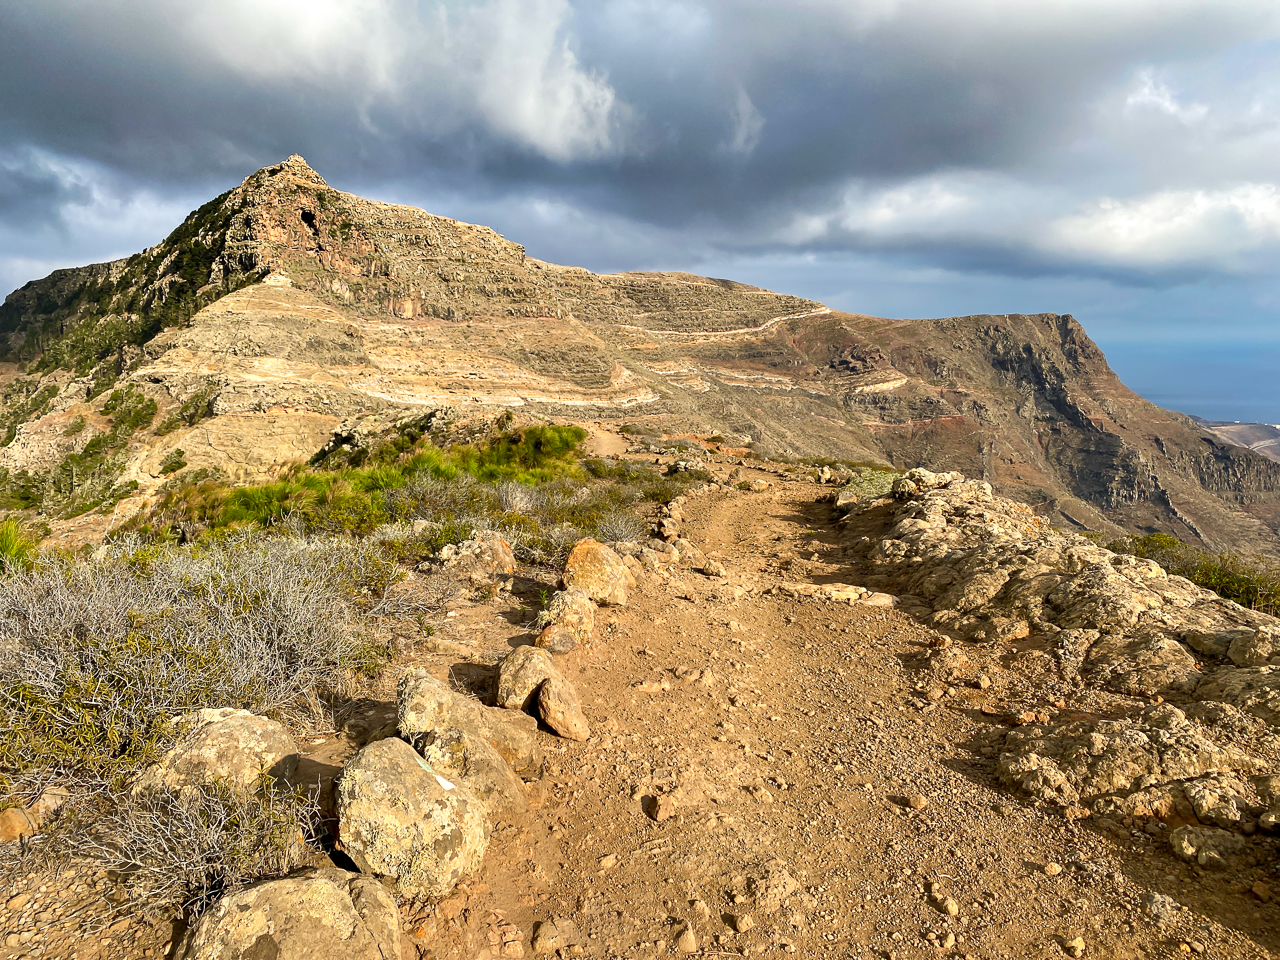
[157,380,219,435]
[123,421,683,561]
[1106,532,1280,617]
[0,380,59,447]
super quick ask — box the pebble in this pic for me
[730,914,755,933]
[908,794,928,811]
[1044,863,1063,877]
[939,897,960,917]
[1064,936,1086,958]
[676,926,698,953]
[1252,880,1271,903]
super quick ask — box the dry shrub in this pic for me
[0,532,397,794]
[5,780,319,925]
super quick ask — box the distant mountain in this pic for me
[3,155,1280,554]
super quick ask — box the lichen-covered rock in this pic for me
[534,588,595,646]
[178,868,400,960]
[496,646,557,711]
[538,675,591,742]
[1168,825,1247,869]
[439,532,516,585]
[397,669,543,778]
[562,538,634,606]
[535,624,579,654]
[135,708,298,795]
[416,728,528,820]
[998,705,1258,808]
[1228,627,1280,668]
[1196,667,1280,725]
[1082,631,1202,697]
[337,738,487,899]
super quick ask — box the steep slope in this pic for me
[2,155,1279,555]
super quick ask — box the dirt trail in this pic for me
[9,480,1278,960]
[437,482,1279,960]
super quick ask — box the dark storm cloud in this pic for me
[2,0,1280,292]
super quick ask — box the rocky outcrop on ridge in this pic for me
[845,468,1280,703]
[841,468,1280,870]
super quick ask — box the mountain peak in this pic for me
[248,154,328,190]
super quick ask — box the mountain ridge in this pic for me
[2,155,1279,555]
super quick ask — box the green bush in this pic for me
[1108,532,1280,617]
[159,448,187,475]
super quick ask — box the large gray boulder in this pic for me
[397,669,543,777]
[496,646,557,711]
[337,738,488,899]
[135,708,298,795]
[178,869,400,960]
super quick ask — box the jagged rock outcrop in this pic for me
[845,469,1280,701]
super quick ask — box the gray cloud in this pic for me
[2,0,1280,315]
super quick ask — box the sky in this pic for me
[1,0,1279,422]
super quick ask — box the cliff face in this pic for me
[2,156,1278,554]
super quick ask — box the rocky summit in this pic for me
[1,155,1279,552]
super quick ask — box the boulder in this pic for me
[534,588,595,645]
[1228,627,1280,668]
[562,538,634,606]
[1196,666,1280,726]
[1168,826,1247,869]
[135,708,298,795]
[416,728,528,820]
[535,624,578,654]
[998,705,1257,808]
[440,532,516,585]
[833,487,860,515]
[337,738,488,899]
[178,868,400,960]
[397,669,543,778]
[496,646,557,711]
[538,675,591,742]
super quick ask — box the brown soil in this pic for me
[5,475,1278,960]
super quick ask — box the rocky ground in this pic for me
[3,457,1278,959]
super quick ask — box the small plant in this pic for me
[157,380,219,435]
[0,518,37,573]
[159,448,187,475]
[63,415,86,436]
[597,509,647,544]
